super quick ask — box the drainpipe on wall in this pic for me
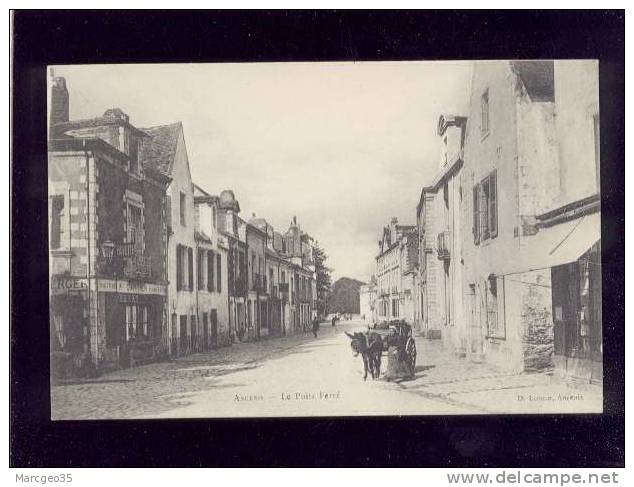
[195,240,199,353]
[83,140,95,372]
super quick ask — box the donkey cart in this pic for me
[372,321,417,380]
[346,320,417,381]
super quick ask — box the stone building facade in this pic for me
[414,114,467,346]
[246,220,269,339]
[49,81,171,376]
[193,184,231,348]
[366,61,601,380]
[455,60,600,375]
[139,122,200,357]
[217,192,249,342]
[375,217,417,323]
[458,60,563,372]
[48,75,319,378]
[359,279,377,324]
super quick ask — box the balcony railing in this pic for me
[123,255,152,279]
[437,230,451,260]
[251,274,268,294]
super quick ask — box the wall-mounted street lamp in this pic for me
[101,239,116,264]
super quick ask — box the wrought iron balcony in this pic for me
[437,230,451,260]
[124,255,152,279]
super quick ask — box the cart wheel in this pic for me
[405,337,416,376]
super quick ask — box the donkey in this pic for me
[345,331,383,380]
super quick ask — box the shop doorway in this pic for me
[202,312,209,351]
[210,309,218,347]
[179,315,187,355]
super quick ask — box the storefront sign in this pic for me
[96,279,167,296]
[50,276,88,294]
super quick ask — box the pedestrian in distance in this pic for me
[331,315,337,327]
[312,316,320,338]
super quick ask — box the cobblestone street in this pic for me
[51,319,602,419]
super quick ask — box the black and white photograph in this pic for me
[11,9,625,469]
[47,59,603,419]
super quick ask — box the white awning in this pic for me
[503,212,601,276]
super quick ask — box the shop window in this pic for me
[52,315,66,349]
[125,305,137,341]
[140,306,148,338]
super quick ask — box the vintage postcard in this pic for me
[48,60,602,419]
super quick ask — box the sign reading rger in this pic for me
[50,276,88,293]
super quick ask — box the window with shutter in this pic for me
[489,170,498,238]
[473,185,480,245]
[198,249,205,290]
[217,254,222,292]
[176,245,183,291]
[207,250,214,292]
[188,247,194,291]
[480,178,490,240]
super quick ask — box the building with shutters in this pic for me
[375,217,417,324]
[245,218,269,340]
[414,114,467,347]
[457,60,601,375]
[193,184,231,349]
[217,190,250,343]
[138,121,201,358]
[48,77,171,377]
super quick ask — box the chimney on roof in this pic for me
[389,217,398,242]
[293,216,297,225]
[49,76,69,134]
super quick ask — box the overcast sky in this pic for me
[54,62,472,282]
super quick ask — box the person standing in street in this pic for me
[331,315,337,327]
[312,316,320,338]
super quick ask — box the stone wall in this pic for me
[519,270,554,371]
